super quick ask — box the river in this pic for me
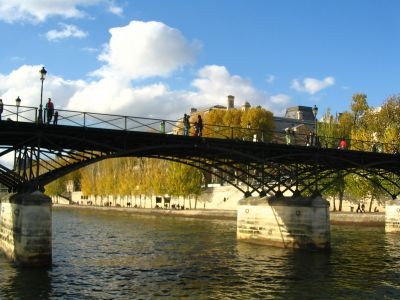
[1,207,400,299]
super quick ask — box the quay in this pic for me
[53,204,385,226]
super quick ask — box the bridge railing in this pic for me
[2,104,37,123]
[2,104,398,155]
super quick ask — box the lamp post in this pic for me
[312,105,318,147]
[15,96,21,121]
[39,66,47,124]
[312,104,318,136]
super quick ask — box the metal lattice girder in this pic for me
[0,120,399,197]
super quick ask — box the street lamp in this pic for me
[312,104,318,135]
[312,104,318,147]
[15,96,21,121]
[39,66,47,124]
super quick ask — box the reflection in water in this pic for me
[0,259,51,299]
[0,207,400,299]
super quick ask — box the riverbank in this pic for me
[53,204,385,225]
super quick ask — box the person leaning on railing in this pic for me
[338,138,347,150]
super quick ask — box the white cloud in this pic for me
[270,94,291,105]
[291,76,335,95]
[93,20,200,80]
[0,65,85,108]
[0,64,291,122]
[0,21,293,123]
[0,0,117,23]
[189,66,289,114]
[108,3,123,16]
[46,23,88,41]
[190,65,261,107]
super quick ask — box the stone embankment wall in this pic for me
[54,203,385,226]
[330,212,384,226]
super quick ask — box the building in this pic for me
[274,106,316,132]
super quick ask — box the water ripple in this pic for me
[1,208,400,299]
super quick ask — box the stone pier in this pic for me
[237,195,330,250]
[0,191,52,266]
[385,199,400,232]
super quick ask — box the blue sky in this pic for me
[0,0,399,120]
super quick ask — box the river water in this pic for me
[1,207,400,299]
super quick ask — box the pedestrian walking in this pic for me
[46,98,54,124]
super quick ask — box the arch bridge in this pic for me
[0,105,399,199]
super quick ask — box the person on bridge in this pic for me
[193,121,199,136]
[46,98,54,124]
[306,131,314,147]
[53,111,59,125]
[183,113,190,136]
[285,127,294,145]
[197,115,203,137]
[338,138,347,150]
[0,99,3,121]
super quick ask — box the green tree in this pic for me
[351,93,369,127]
[241,107,275,142]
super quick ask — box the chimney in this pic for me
[227,95,234,110]
[242,101,251,111]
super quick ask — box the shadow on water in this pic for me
[232,241,332,299]
[233,225,400,300]
[0,255,51,299]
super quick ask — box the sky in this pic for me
[0,0,399,121]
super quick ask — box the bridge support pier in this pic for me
[385,199,400,232]
[237,195,330,250]
[0,191,52,267]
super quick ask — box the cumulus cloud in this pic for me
[190,65,261,107]
[188,66,289,114]
[0,64,290,122]
[46,23,88,41]
[93,20,200,80]
[291,76,335,95]
[0,0,121,23]
[0,20,292,122]
[0,65,85,108]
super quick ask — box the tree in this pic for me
[202,109,231,138]
[351,93,369,127]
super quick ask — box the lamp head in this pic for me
[312,104,318,118]
[40,66,47,81]
[16,96,21,107]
